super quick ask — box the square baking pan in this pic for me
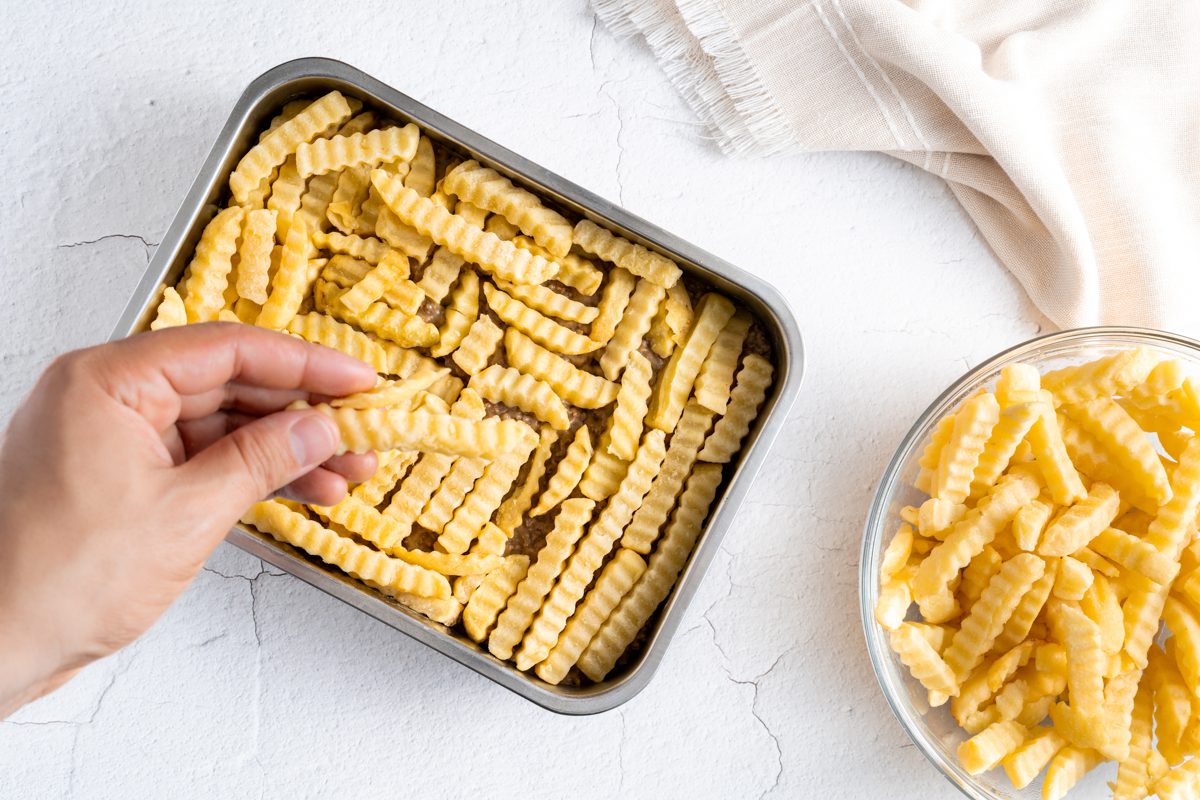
[109,57,804,714]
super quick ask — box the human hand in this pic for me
[0,322,378,717]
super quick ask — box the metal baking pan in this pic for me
[109,57,804,714]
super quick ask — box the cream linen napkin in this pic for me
[593,0,1200,334]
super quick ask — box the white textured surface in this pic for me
[1,2,1050,797]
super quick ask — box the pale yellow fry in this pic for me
[1041,347,1162,406]
[230,91,352,204]
[1052,555,1094,601]
[692,311,752,414]
[912,470,1041,623]
[296,124,420,177]
[934,392,1001,504]
[381,589,462,626]
[404,136,436,196]
[429,268,479,358]
[578,424,629,502]
[1112,676,1154,800]
[1012,498,1053,552]
[268,158,305,245]
[1079,573,1124,655]
[241,500,448,599]
[664,281,694,346]
[516,430,667,670]
[918,497,967,540]
[496,279,599,324]
[438,437,537,555]
[371,171,560,284]
[183,207,245,323]
[312,229,390,264]
[511,235,604,295]
[351,451,417,507]
[590,267,637,344]
[648,293,736,433]
[377,340,439,380]
[330,371,446,410]
[151,286,186,330]
[536,548,647,685]
[530,426,594,517]
[916,412,958,494]
[452,315,504,375]
[943,553,1045,683]
[1002,728,1066,790]
[262,99,311,138]
[997,366,1087,506]
[1064,397,1172,506]
[1147,645,1193,765]
[485,284,599,355]
[485,213,520,240]
[1155,756,1200,800]
[504,328,618,408]
[647,303,676,359]
[599,279,666,381]
[1038,482,1120,557]
[443,160,573,258]
[469,365,571,430]
[986,641,1035,693]
[325,166,372,235]
[338,251,419,315]
[307,403,535,458]
[1042,746,1103,800]
[968,402,1040,500]
[696,353,775,463]
[488,498,595,660]
[622,403,714,554]
[880,524,914,583]
[1164,596,1200,699]
[890,623,957,700]
[314,280,437,347]
[285,313,387,372]
[1059,415,1157,513]
[256,217,309,329]
[993,558,1058,653]
[577,464,723,681]
[875,574,914,632]
[235,209,277,304]
[607,352,654,460]
[1051,601,1107,720]
[958,546,1002,611]
[418,247,465,304]
[1094,527,1176,585]
[418,453,487,534]
[957,720,1028,775]
[374,207,434,261]
[294,168,340,252]
[495,427,558,534]
[572,219,681,287]
[463,556,531,643]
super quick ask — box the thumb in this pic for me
[178,409,341,513]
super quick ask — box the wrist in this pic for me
[0,595,63,718]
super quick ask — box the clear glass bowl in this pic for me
[859,326,1200,799]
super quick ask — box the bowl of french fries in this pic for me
[862,327,1200,800]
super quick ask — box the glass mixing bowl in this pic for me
[859,326,1200,799]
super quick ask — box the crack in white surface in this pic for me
[717,648,793,800]
[55,233,158,261]
[616,709,628,794]
[598,80,627,205]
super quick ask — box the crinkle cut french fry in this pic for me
[1012,497,1053,552]
[183,206,245,323]
[418,247,465,304]
[1112,675,1154,800]
[230,91,353,204]
[443,160,574,258]
[577,464,723,681]
[313,229,391,264]
[968,401,1040,500]
[1052,555,1094,601]
[697,354,774,464]
[438,435,537,555]
[268,158,305,245]
[589,267,636,345]
[485,284,599,356]
[306,403,536,459]
[375,206,434,262]
[986,641,1035,693]
[664,281,693,346]
[256,217,310,330]
[1037,482,1120,558]
[875,571,914,632]
[469,365,571,430]
[993,558,1057,653]
[1002,728,1065,790]
[451,315,503,375]
[379,587,462,626]
[572,219,682,288]
[495,427,558,534]
[371,170,560,285]
[890,623,957,700]
[236,209,277,304]
[1163,596,1200,700]
[648,293,736,433]
[530,425,593,517]
[536,548,647,685]
[1147,645,1193,765]
[510,235,604,296]
[1042,746,1103,800]
[338,251,420,315]
[935,392,1000,504]
[1064,397,1172,506]
[879,524,914,583]
[1155,757,1200,800]
[326,166,372,234]
[1041,347,1161,406]
[599,279,665,381]
[241,500,449,599]
[957,720,1028,775]
[295,123,421,177]
[516,430,667,671]
[692,310,752,414]
[1049,602,1106,729]
[151,286,186,330]
[912,470,1040,623]
[916,412,958,495]
[315,280,438,348]
[1079,574,1123,655]
[607,352,654,461]
[418,454,487,534]
[351,450,417,507]
[503,328,618,409]
[496,279,599,325]
[958,546,1002,610]
[487,498,595,660]
[647,303,676,359]
[578,425,629,502]
[463,556,531,643]
[404,136,436,196]
[430,268,480,358]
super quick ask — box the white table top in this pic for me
[1,2,1050,797]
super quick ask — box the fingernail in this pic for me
[289,414,337,467]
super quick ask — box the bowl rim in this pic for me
[858,324,1200,799]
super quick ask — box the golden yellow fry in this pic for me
[880,524,915,583]
[968,402,1041,500]
[1042,746,1103,800]
[1164,596,1200,696]
[510,235,604,295]
[330,371,446,410]
[401,135,435,195]
[151,286,187,330]
[697,354,774,463]
[503,328,618,409]
[986,640,1035,693]
[451,315,503,376]
[496,279,600,324]
[1052,555,1094,601]
[1041,347,1161,406]
[912,470,1040,623]
[485,284,599,355]
[890,623,958,700]
[315,280,438,347]
[578,425,629,503]
[647,303,676,359]
[516,430,667,671]
[916,411,959,494]
[577,464,723,681]
[296,124,420,178]
[572,219,681,287]
[351,451,417,507]
[285,313,386,372]
[536,548,647,684]
[531,425,593,517]
[443,160,573,258]
[1154,757,1200,800]
[994,559,1057,653]
[313,229,391,264]
[1067,398,1172,506]
[957,720,1027,775]
[183,206,245,323]
[306,403,535,458]
[294,169,340,254]
[918,497,968,540]
[256,217,309,329]
[935,392,1001,504]
[1147,644,1193,765]
[462,556,532,643]
[1050,601,1106,722]
[484,213,520,240]
[1079,574,1124,655]
[1112,675,1154,800]
[380,588,462,626]
[944,553,1046,683]
[234,209,277,304]
[438,436,537,555]
[958,545,1002,610]
[648,293,736,433]
[339,252,422,316]
[230,91,352,204]
[1038,482,1120,558]
[607,352,653,461]
[429,268,479,358]
[875,572,914,632]
[495,428,558,534]
[590,267,637,344]
[1012,498,1052,552]
[325,166,372,234]
[599,279,666,381]
[371,171,560,285]
[469,365,569,430]
[418,451,488,534]
[487,498,596,660]
[622,403,714,554]
[1003,727,1066,790]
[241,500,449,599]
